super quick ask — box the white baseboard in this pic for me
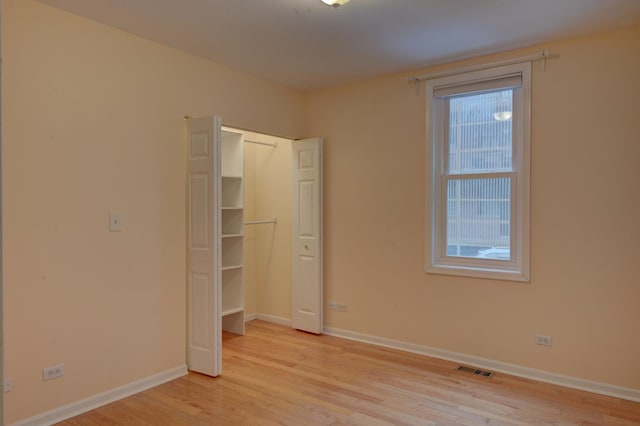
[323,326,640,403]
[130,313,637,406]
[246,312,292,327]
[12,365,188,426]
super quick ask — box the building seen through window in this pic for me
[446,90,513,259]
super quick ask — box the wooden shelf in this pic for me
[221,128,245,337]
[221,306,244,317]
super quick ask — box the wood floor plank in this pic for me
[57,320,640,425]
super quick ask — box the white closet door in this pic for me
[187,116,221,376]
[291,138,323,334]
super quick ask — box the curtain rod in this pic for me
[408,50,550,84]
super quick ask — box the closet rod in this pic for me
[245,140,277,148]
[244,219,277,225]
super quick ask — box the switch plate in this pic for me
[109,213,122,232]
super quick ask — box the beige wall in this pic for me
[243,131,292,320]
[304,26,640,390]
[2,0,303,422]
[244,141,259,317]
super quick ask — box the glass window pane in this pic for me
[448,90,513,174]
[446,178,511,259]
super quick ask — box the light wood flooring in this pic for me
[59,320,640,425]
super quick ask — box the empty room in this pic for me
[3,0,640,424]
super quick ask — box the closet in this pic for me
[186,116,323,377]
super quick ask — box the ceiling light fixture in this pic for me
[492,111,513,122]
[321,0,350,8]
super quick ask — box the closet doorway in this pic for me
[186,116,323,377]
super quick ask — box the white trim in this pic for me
[249,314,640,402]
[246,313,292,327]
[11,365,188,426]
[244,312,258,322]
[425,62,531,282]
[323,326,640,404]
[426,263,529,282]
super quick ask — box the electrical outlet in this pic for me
[328,302,347,312]
[4,378,12,393]
[43,364,65,381]
[335,303,348,312]
[535,335,553,346]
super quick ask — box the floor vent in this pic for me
[456,365,495,378]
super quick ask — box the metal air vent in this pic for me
[456,365,495,378]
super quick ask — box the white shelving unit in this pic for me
[220,129,245,335]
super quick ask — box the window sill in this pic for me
[426,263,529,283]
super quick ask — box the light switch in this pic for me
[109,213,122,232]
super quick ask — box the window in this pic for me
[425,63,530,281]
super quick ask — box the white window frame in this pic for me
[425,63,531,282]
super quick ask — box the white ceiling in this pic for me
[37,0,640,91]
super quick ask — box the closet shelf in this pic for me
[221,127,245,336]
[221,306,244,317]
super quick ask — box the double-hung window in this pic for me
[425,63,530,281]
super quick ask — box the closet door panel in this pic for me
[187,116,222,377]
[291,138,323,334]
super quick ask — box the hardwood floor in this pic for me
[60,320,640,425]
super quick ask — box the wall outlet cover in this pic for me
[43,364,65,381]
[535,335,553,346]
